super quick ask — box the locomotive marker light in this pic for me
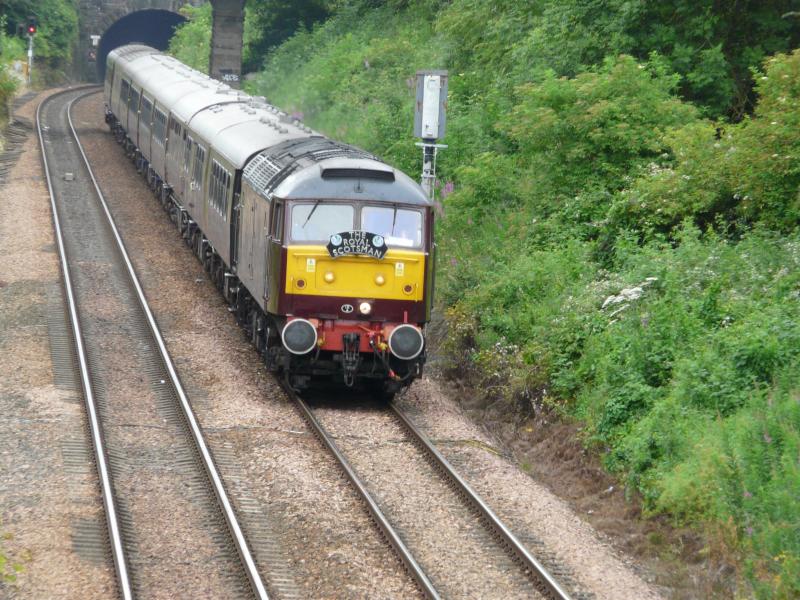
[414,70,448,199]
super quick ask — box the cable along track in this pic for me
[38,87,269,600]
[293,392,572,600]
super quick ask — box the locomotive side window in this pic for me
[192,144,206,190]
[290,203,354,242]
[361,206,423,248]
[119,79,129,104]
[272,202,284,242]
[153,109,167,147]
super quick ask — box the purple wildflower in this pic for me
[743,490,752,499]
[764,432,773,444]
[441,181,455,199]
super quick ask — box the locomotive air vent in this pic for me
[321,167,395,181]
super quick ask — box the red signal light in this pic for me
[27,25,36,34]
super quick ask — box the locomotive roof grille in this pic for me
[321,167,395,181]
[243,138,384,195]
[243,154,284,191]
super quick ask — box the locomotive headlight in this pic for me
[324,271,335,283]
[359,302,372,315]
[374,274,385,286]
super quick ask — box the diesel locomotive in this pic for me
[103,45,434,396]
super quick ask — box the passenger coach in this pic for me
[104,45,434,396]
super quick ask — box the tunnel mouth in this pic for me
[96,9,186,81]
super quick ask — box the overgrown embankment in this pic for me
[1,2,78,130]
[170,1,800,595]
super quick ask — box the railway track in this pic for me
[43,85,576,599]
[38,87,269,599]
[293,392,573,600]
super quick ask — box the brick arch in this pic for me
[94,1,185,33]
[95,9,186,81]
[77,0,199,81]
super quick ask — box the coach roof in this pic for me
[188,101,310,168]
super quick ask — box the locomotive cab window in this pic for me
[272,201,284,242]
[361,206,423,248]
[290,202,354,242]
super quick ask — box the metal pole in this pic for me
[421,141,436,199]
[27,34,33,84]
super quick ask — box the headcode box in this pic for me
[414,70,448,140]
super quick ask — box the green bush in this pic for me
[167,4,212,72]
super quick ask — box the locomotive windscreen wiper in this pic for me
[391,204,397,235]
[302,200,321,229]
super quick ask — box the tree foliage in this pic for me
[243,0,330,72]
[0,0,77,68]
[167,3,212,73]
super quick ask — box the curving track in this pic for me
[38,87,269,600]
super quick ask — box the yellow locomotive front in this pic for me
[276,198,433,393]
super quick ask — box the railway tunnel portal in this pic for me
[77,0,245,87]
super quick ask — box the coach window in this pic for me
[361,206,422,248]
[291,202,354,242]
[209,160,232,220]
[141,98,152,130]
[192,144,206,189]
[129,88,140,113]
[168,118,181,159]
[119,80,129,104]
[153,110,167,147]
[183,136,193,173]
